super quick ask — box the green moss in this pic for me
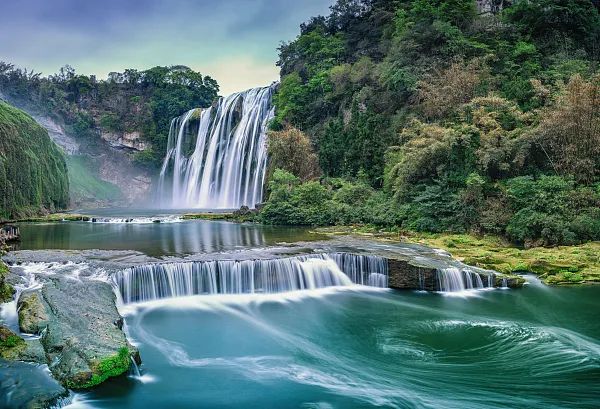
[0,101,69,220]
[0,326,26,359]
[404,233,600,285]
[66,347,132,389]
[313,227,600,286]
[17,213,90,223]
[0,261,15,303]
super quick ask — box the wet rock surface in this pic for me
[23,276,137,388]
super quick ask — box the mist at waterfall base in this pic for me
[157,85,275,210]
[64,280,600,409]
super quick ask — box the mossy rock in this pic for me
[18,291,49,334]
[0,325,26,360]
[64,347,132,389]
[0,261,15,303]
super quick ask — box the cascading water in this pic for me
[436,267,493,293]
[158,85,275,209]
[113,253,388,304]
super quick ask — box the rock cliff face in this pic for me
[0,98,154,208]
[101,131,150,151]
[30,114,80,155]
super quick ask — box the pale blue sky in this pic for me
[0,0,333,94]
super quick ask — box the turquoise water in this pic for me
[3,218,600,408]
[70,281,600,408]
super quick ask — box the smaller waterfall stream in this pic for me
[436,268,494,293]
[113,253,388,304]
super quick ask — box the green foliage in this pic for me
[0,261,15,303]
[0,64,219,166]
[267,127,321,182]
[265,0,600,246]
[0,101,69,219]
[259,169,400,227]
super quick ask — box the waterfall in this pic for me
[436,268,493,293]
[113,253,388,304]
[158,85,275,209]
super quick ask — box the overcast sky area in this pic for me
[0,0,333,95]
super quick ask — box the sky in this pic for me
[0,0,333,95]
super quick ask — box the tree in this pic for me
[535,74,600,184]
[267,127,321,182]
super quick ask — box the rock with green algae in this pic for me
[16,276,140,389]
[17,291,49,334]
[0,325,26,360]
[0,261,15,303]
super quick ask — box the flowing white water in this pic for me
[436,267,493,293]
[113,253,389,304]
[88,216,182,224]
[158,85,275,209]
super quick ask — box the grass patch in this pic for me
[17,213,90,223]
[403,233,600,285]
[0,326,25,359]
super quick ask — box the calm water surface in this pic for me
[14,220,323,257]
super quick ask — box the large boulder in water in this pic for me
[16,276,139,389]
[18,292,48,334]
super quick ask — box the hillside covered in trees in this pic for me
[261,0,600,248]
[0,64,219,166]
[0,101,69,219]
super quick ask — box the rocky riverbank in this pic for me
[0,257,140,406]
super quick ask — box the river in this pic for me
[1,215,599,408]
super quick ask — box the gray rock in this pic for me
[34,276,138,388]
[18,291,49,334]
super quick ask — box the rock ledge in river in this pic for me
[16,276,139,389]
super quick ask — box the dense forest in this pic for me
[0,64,219,166]
[260,0,600,248]
[0,101,69,219]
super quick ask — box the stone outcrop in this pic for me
[17,292,48,334]
[101,131,150,151]
[387,259,438,290]
[386,257,525,290]
[30,114,80,155]
[15,276,139,389]
[476,0,509,15]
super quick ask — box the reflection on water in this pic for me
[14,220,324,257]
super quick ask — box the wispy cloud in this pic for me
[0,0,333,94]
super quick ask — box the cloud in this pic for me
[0,0,334,93]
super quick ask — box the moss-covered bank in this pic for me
[0,101,69,220]
[314,227,600,285]
[407,234,600,285]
